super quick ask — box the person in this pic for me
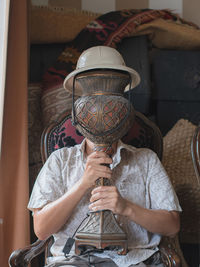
[28,46,182,267]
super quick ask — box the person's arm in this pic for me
[33,151,112,240]
[89,186,180,237]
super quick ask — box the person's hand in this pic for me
[89,186,128,216]
[81,151,113,189]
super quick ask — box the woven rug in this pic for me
[162,119,200,244]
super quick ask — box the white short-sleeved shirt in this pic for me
[28,139,182,266]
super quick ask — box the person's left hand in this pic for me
[89,186,128,215]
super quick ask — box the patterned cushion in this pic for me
[41,85,75,128]
[46,113,84,155]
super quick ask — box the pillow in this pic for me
[41,84,77,127]
[162,119,200,243]
[29,5,100,44]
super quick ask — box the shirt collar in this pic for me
[79,139,87,162]
[77,138,135,168]
[111,139,136,169]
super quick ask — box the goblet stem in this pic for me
[94,144,113,187]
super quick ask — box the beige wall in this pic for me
[149,0,182,15]
[116,0,148,10]
[183,0,200,27]
[82,0,115,14]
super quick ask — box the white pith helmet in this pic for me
[63,46,141,96]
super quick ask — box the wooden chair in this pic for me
[9,110,184,267]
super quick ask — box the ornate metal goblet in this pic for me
[72,70,135,255]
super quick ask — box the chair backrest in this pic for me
[191,125,200,185]
[41,109,163,163]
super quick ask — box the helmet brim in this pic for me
[63,64,141,96]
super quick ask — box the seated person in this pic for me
[28,46,181,267]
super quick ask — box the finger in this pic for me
[85,164,112,179]
[90,190,117,202]
[88,156,112,165]
[89,151,111,159]
[86,165,112,177]
[91,186,117,195]
[90,163,112,173]
[89,199,113,212]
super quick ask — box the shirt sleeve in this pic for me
[27,150,65,211]
[146,150,182,212]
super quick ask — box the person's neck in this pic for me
[85,138,117,156]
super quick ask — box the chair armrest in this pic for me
[159,235,185,267]
[9,236,53,267]
[159,244,181,267]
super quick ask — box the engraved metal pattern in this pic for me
[77,210,125,235]
[75,70,130,96]
[74,95,134,144]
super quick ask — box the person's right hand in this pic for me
[81,151,113,189]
